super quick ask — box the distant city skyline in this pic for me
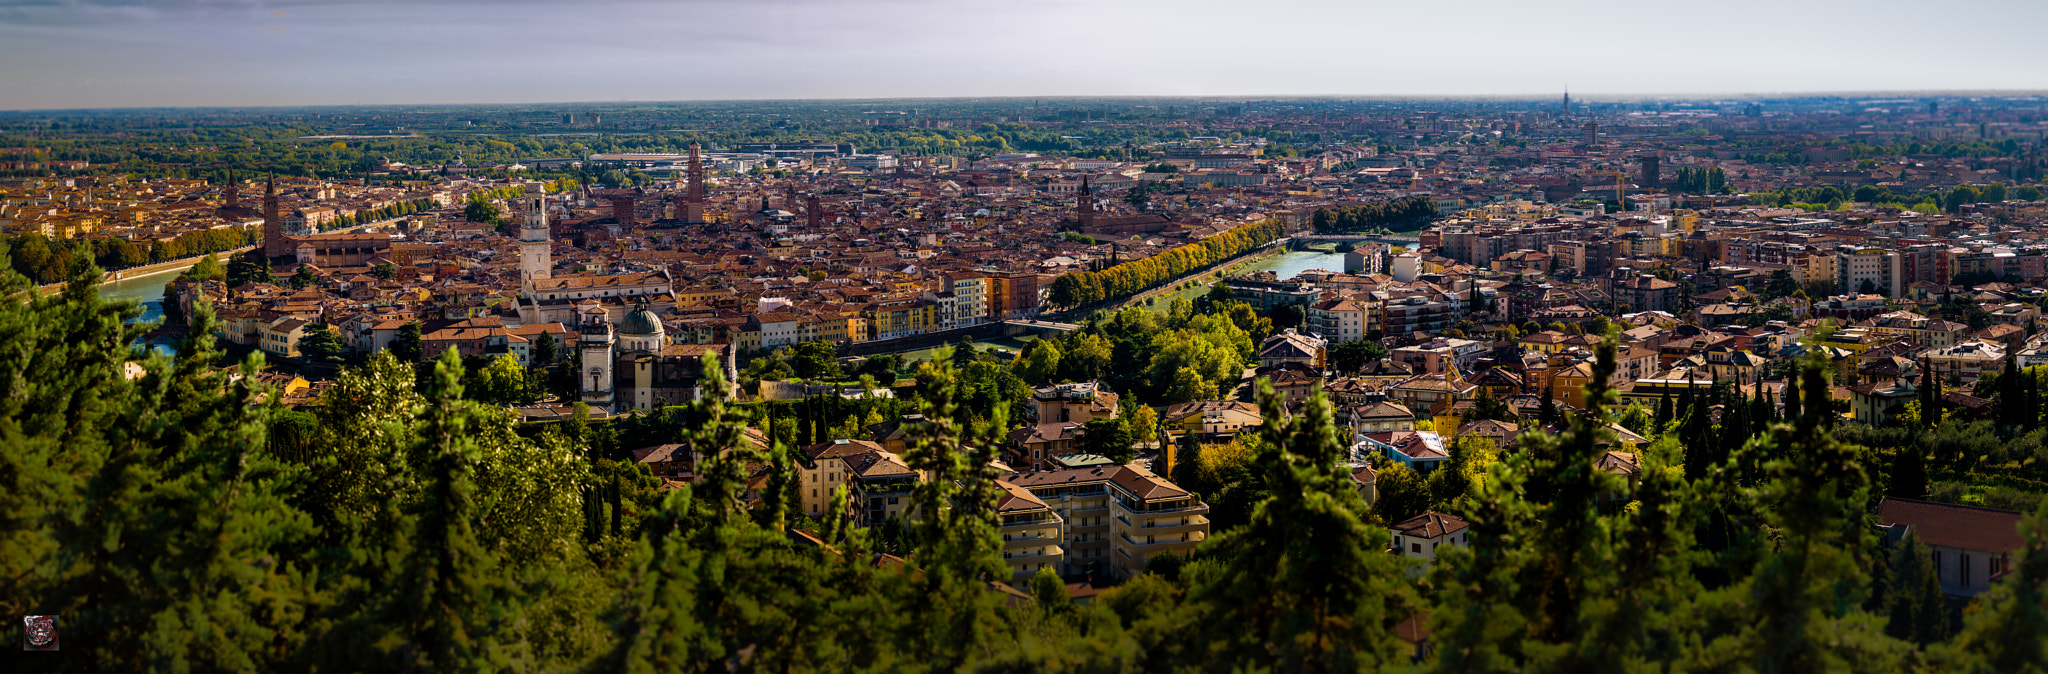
[4,0,2047,111]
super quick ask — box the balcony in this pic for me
[1004,532,1058,550]
[1064,505,1111,521]
[1119,530,1207,548]
[1070,525,1112,542]
[999,516,1059,532]
[1003,545,1065,568]
[1116,501,1211,517]
[1121,516,1210,537]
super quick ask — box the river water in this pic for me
[1238,250,1349,280]
[99,264,195,324]
[96,262,206,356]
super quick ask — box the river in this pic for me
[99,264,191,324]
[1237,249,1349,280]
[1141,249,1350,313]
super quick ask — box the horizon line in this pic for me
[7,88,2048,115]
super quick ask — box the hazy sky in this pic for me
[3,0,2046,110]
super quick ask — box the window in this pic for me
[1411,543,1421,553]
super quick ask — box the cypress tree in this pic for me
[1751,384,1774,434]
[1885,532,1951,645]
[608,473,624,538]
[1997,356,2021,426]
[1888,444,1928,499]
[1785,372,1804,421]
[1919,359,1941,428]
[1655,387,1674,428]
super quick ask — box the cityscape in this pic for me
[5,1,2048,672]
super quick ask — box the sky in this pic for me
[3,0,2047,111]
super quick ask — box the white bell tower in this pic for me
[519,182,551,292]
[580,315,616,411]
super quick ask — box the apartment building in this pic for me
[1030,381,1121,424]
[1604,270,1681,314]
[1859,310,1969,349]
[1923,340,2006,384]
[931,273,989,329]
[864,298,937,341]
[1378,292,1454,336]
[1389,337,1486,376]
[996,464,1210,581]
[1225,274,1321,311]
[260,317,310,358]
[1835,246,1902,297]
[1308,296,1371,344]
[996,482,1065,584]
[796,439,920,524]
[988,273,1048,319]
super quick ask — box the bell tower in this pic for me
[580,315,616,411]
[1076,175,1095,231]
[684,142,707,223]
[519,182,551,291]
[262,174,289,258]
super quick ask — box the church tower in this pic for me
[519,182,551,290]
[580,315,616,410]
[262,174,289,258]
[684,142,707,223]
[1076,175,1095,231]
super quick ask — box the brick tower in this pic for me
[684,142,706,223]
[1076,175,1095,231]
[263,174,290,258]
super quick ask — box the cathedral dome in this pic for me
[619,305,664,337]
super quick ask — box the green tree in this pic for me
[291,263,321,289]
[1369,461,1428,525]
[470,353,533,405]
[1883,531,1951,645]
[1061,332,1113,382]
[1082,416,1134,464]
[1182,381,1414,671]
[1029,567,1068,610]
[464,193,504,223]
[186,252,226,282]
[533,330,559,366]
[299,323,346,363]
[1016,340,1062,385]
[227,252,275,286]
[0,265,318,672]
[1331,340,1390,373]
[392,321,425,363]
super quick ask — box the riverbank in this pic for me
[34,245,256,298]
[1047,240,1291,320]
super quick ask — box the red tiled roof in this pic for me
[1391,511,1467,538]
[1877,498,2024,553]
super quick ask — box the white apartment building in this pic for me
[1835,246,1901,297]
